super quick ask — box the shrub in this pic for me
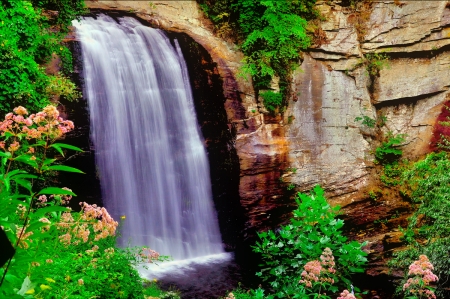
[0,106,166,298]
[390,152,450,297]
[354,115,376,128]
[260,91,282,113]
[238,0,316,91]
[374,132,405,165]
[253,185,367,298]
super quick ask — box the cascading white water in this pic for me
[73,15,224,260]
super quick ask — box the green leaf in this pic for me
[38,187,76,196]
[50,143,83,157]
[32,206,69,219]
[42,158,57,166]
[14,179,32,191]
[45,165,84,173]
[0,151,11,158]
[14,155,38,168]
[17,276,35,296]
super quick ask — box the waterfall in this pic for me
[73,15,224,260]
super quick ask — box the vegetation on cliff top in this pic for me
[198,0,318,113]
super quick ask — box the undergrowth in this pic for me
[390,152,450,298]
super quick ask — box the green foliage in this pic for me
[350,51,390,78]
[354,114,386,129]
[354,115,376,128]
[45,73,81,102]
[368,189,381,201]
[143,280,169,298]
[29,0,86,33]
[160,291,182,299]
[239,0,315,88]
[223,286,267,299]
[390,152,450,297]
[198,0,318,111]
[380,160,408,186]
[364,52,390,77]
[374,133,405,165]
[0,106,168,298]
[260,91,283,113]
[253,185,367,298]
[0,0,84,114]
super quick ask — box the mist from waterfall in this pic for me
[73,14,224,260]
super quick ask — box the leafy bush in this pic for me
[260,91,282,113]
[253,186,367,298]
[390,152,450,297]
[380,160,408,186]
[239,0,314,87]
[0,106,166,298]
[349,52,390,79]
[374,133,405,165]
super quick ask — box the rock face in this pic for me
[82,0,450,286]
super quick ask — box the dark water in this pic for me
[143,253,253,299]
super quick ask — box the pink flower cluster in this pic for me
[0,105,74,144]
[337,289,356,299]
[320,247,337,274]
[56,203,118,246]
[300,260,322,287]
[0,105,74,165]
[403,255,438,299]
[299,248,336,288]
[139,247,160,263]
[80,202,118,241]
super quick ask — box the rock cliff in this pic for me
[82,0,450,285]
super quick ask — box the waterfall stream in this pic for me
[73,14,224,261]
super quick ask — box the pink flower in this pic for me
[13,115,25,124]
[337,289,356,299]
[403,255,438,299]
[24,117,32,126]
[13,106,28,115]
[8,141,20,152]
